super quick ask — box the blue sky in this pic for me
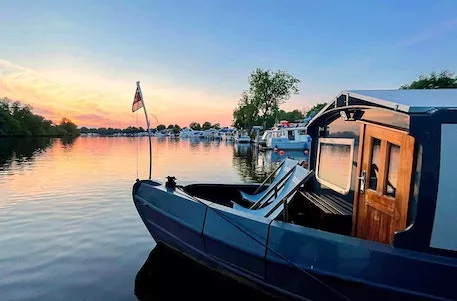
[1,0,456,127]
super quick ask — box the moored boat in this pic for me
[266,127,311,150]
[133,89,457,301]
[234,130,251,144]
[179,127,193,138]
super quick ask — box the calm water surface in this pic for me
[0,136,308,301]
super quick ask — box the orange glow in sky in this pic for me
[0,59,246,129]
[0,58,316,129]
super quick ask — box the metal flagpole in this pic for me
[136,81,152,180]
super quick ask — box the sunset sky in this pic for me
[1,0,457,128]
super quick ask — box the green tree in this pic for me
[189,122,201,130]
[233,92,258,129]
[156,124,166,131]
[248,68,300,125]
[400,70,457,89]
[167,124,174,129]
[57,118,79,136]
[213,123,221,129]
[172,124,181,134]
[233,68,300,129]
[0,98,80,137]
[277,109,304,122]
[305,103,327,117]
[202,121,212,130]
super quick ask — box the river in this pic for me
[0,136,308,300]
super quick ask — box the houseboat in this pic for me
[266,127,311,150]
[189,130,203,139]
[179,128,193,138]
[234,130,251,144]
[132,89,457,301]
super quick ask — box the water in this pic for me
[0,136,308,301]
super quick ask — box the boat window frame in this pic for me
[315,137,355,195]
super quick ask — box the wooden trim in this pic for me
[394,134,415,231]
[354,123,415,244]
[357,120,409,134]
[352,123,365,236]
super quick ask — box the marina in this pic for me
[2,1,457,300]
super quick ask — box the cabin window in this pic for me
[316,138,354,195]
[385,143,400,197]
[369,138,381,190]
[288,130,295,141]
[298,130,306,135]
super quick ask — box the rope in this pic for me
[179,188,352,301]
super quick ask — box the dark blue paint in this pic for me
[133,181,457,300]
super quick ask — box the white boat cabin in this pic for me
[299,89,457,254]
[266,127,311,150]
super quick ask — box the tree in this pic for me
[233,68,300,129]
[400,70,457,89]
[0,98,80,137]
[156,124,166,131]
[305,103,327,118]
[202,121,212,130]
[189,122,201,130]
[172,124,181,134]
[57,118,79,136]
[277,109,304,122]
[213,123,220,129]
[248,68,300,125]
[167,124,174,129]
[233,92,258,129]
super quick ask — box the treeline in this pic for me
[80,126,146,136]
[0,98,79,137]
[187,121,220,131]
[155,122,222,132]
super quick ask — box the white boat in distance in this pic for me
[266,127,311,150]
[179,128,193,138]
[234,130,251,144]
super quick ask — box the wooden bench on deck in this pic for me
[297,190,353,235]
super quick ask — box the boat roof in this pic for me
[309,89,457,126]
[344,89,457,113]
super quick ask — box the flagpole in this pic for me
[136,81,152,180]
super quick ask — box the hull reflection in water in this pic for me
[135,244,277,301]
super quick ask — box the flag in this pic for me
[132,86,143,112]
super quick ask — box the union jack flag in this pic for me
[132,86,143,112]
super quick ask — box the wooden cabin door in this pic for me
[355,124,415,244]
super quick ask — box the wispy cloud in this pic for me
[0,59,238,128]
[401,17,457,47]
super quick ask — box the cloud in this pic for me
[0,59,238,128]
[401,17,457,47]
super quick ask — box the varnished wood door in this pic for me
[355,124,415,244]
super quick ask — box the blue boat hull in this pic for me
[133,180,455,301]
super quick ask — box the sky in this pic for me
[1,0,457,128]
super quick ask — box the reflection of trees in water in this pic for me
[0,137,55,170]
[232,144,264,183]
[60,136,78,147]
[232,145,309,183]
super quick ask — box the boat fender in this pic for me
[304,149,309,155]
[279,150,285,156]
[274,147,278,152]
[165,176,177,189]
